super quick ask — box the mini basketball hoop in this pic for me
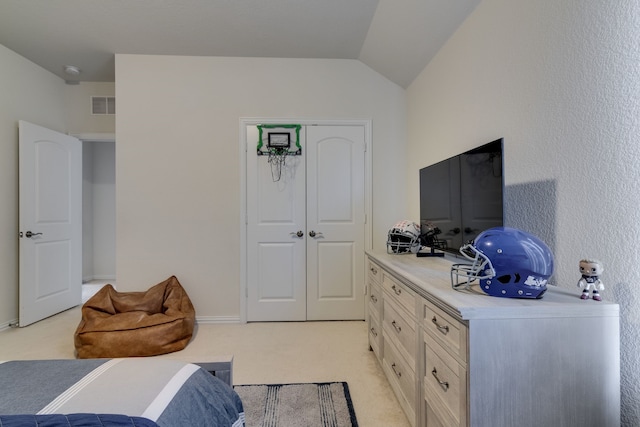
[257,124,302,181]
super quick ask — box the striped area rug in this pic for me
[234,382,358,427]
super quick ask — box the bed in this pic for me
[0,358,244,427]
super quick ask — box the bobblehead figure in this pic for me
[577,259,604,301]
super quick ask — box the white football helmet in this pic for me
[387,221,422,254]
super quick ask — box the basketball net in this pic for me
[267,149,288,182]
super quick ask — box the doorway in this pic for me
[81,137,116,301]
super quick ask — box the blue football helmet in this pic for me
[450,227,554,298]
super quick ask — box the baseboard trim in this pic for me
[196,316,241,324]
[0,319,18,332]
[82,275,116,283]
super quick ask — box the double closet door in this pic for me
[246,124,365,321]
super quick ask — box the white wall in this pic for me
[407,0,640,424]
[64,82,115,134]
[0,44,67,327]
[115,55,407,321]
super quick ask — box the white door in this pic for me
[246,125,307,321]
[246,123,365,321]
[19,121,82,326]
[306,126,365,320]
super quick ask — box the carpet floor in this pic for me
[234,382,358,427]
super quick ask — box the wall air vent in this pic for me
[91,96,116,115]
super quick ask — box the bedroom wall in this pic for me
[115,55,407,321]
[0,44,67,328]
[64,82,116,135]
[406,0,639,424]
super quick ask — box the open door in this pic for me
[19,121,82,326]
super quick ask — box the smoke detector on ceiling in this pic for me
[63,65,81,85]
[64,65,81,76]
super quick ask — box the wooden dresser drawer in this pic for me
[423,331,467,427]
[425,403,447,427]
[382,272,417,317]
[367,258,382,285]
[368,307,382,362]
[383,298,416,369]
[383,338,416,425]
[422,299,467,365]
[368,281,383,317]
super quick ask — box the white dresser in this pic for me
[366,251,620,427]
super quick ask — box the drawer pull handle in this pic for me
[431,368,449,391]
[392,320,402,333]
[370,266,378,274]
[370,327,378,337]
[370,294,378,303]
[391,363,402,378]
[391,285,402,296]
[432,316,450,334]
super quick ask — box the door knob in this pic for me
[290,231,304,238]
[309,231,324,238]
[25,231,43,238]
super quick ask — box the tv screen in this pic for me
[419,138,504,256]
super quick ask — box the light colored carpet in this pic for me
[235,382,357,427]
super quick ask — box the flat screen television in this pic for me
[419,138,504,257]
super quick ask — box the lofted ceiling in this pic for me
[0,0,480,89]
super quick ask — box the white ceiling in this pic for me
[0,0,480,88]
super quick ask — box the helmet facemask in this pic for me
[450,243,496,291]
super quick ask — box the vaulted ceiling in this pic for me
[0,0,480,88]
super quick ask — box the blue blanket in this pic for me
[0,413,158,426]
[0,359,244,427]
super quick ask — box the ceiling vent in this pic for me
[91,96,115,115]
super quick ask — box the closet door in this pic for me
[246,125,307,321]
[306,125,365,320]
[246,124,365,321]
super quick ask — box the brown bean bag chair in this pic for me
[74,275,196,358]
